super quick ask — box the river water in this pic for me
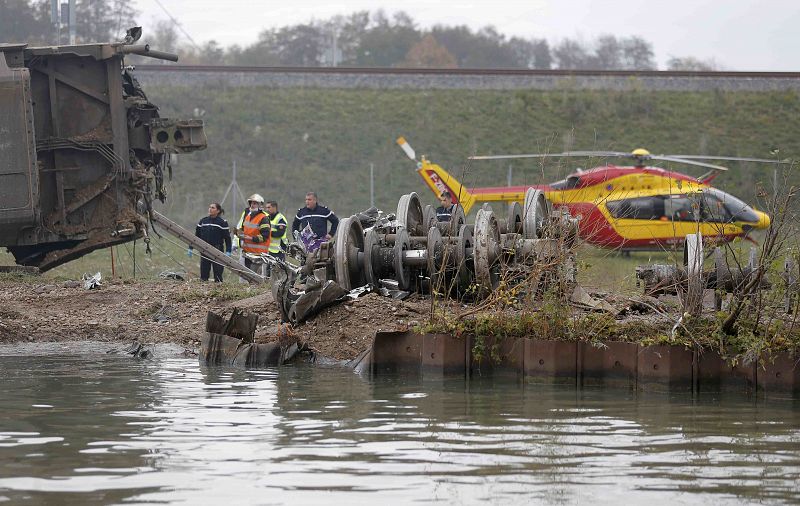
[1,343,799,505]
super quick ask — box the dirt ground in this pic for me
[0,276,429,361]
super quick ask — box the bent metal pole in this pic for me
[151,210,265,285]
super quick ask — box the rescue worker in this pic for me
[292,191,339,241]
[265,200,288,261]
[236,194,271,271]
[436,191,457,222]
[189,202,232,282]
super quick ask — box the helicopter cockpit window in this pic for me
[550,176,580,190]
[664,195,701,222]
[607,196,664,220]
[703,188,759,223]
[700,190,733,223]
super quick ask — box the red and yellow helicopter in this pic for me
[397,137,783,250]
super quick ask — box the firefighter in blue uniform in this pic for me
[189,202,232,282]
[435,191,456,222]
[292,191,339,241]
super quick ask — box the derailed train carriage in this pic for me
[0,38,206,270]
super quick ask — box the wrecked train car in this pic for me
[0,39,205,270]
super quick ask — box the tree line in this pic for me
[2,0,720,70]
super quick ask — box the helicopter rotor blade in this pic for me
[469,151,629,161]
[649,155,730,172]
[470,150,791,173]
[664,155,792,164]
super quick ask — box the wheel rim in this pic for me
[456,224,474,293]
[334,216,365,290]
[396,192,424,236]
[393,226,411,291]
[474,209,501,295]
[523,188,548,239]
[427,226,443,291]
[423,204,436,231]
[363,228,380,288]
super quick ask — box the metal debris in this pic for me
[159,270,186,280]
[82,272,102,290]
[569,285,615,313]
[115,341,153,359]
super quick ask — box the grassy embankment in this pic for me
[147,85,800,229]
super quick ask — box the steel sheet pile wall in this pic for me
[368,331,799,399]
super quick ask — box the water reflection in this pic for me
[0,349,799,504]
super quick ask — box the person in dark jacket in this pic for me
[189,202,232,282]
[292,192,339,240]
[436,191,457,222]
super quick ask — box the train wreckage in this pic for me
[263,189,587,324]
[0,34,206,270]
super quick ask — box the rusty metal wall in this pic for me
[367,332,799,399]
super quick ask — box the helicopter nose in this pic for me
[755,211,771,229]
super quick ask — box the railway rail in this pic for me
[135,65,800,79]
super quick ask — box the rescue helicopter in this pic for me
[396,137,785,251]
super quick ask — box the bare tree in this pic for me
[553,38,592,69]
[75,0,137,42]
[620,36,655,70]
[147,19,178,54]
[594,35,622,69]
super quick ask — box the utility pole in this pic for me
[51,0,76,45]
[507,165,513,187]
[332,29,338,67]
[50,0,58,44]
[68,0,76,44]
[370,163,374,208]
[220,160,246,217]
[232,160,238,218]
[217,160,250,283]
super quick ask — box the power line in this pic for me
[152,0,202,51]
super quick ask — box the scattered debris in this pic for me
[113,341,154,359]
[201,309,297,367]
[569,285,616,313]
[159,270,186,281]
[33,284,56,295]
[151,303,171,323]
[82,272,102,290]
[271,259,349,324]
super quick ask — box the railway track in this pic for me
[135,65,800,79]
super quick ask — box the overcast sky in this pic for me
[133,0,800,71]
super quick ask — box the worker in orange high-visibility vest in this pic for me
[236,194,271,272]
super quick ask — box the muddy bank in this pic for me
[0,276,426,359]
[3,275,748,363]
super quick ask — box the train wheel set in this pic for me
[322,189,580,301]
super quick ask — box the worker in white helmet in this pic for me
[235,193,271,271]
